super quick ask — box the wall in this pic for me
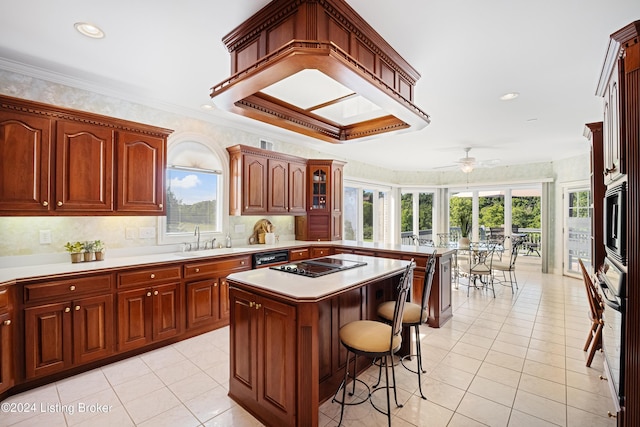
[0,69,590,272]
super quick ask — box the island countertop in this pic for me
[226,254,411,301]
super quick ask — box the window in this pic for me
[400,190,434,244]
[344,181,390,243]
[166,167,221,233]
[160,139,224,246]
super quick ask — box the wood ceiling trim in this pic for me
[210,0,429,143]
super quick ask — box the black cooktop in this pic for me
[271,257,367,278]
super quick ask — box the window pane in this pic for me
[378,192,386,243]
[449,192,472,240]
[344,186,358,240]
[363,189,373,241]
[166,168,219,233]
[418,192,433,241]
[401,193,413,232]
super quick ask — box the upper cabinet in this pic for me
[299,159,345,241]
[0,95,172,216]
[227,145,307,216]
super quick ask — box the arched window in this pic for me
[159,136,225,247]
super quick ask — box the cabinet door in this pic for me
[0,312,13,393]
[267,158,288,213]
[229,287,259,398]
[117,288,151,352]
[117,131,165,213]
[308,166,329,212]
[257,296,296,426]
[243,154,267,214]
[25,302,72,379]
[0,111,52,213]
[602,59,624,184]
[331,164,343,213]
[152,283,180,342]
[73,294,114,365]
[55,120,114,212]
[288,161,307,214]
[186,279,219,329]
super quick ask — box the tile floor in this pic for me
[1,259,618,426]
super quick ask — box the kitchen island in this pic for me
[226,254,411,427]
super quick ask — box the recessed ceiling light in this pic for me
[201,104,215,110]
[500,92,519,101]
[74,22,105,39]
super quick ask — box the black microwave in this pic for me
[604,181,626,266]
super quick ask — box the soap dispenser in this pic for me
[225,233,232,248]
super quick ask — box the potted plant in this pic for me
[64,241,84,263]
[93,240,105,261]
[458,213,472,248]
[82,241,94,262]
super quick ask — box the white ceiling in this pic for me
[0,1,638,172]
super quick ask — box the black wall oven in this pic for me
[604,181,626,266]
[597,256,626,410]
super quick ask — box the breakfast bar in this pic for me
[225,254,412,427]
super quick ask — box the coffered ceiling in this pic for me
[0,0,639,172]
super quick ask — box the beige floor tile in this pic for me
[56,370,111,405]
[485,349,525,372]
[457,392,512,427]
[518,373,567,403]
[513,389,567,426]
[468,375,517,407]
[476,361,522,388]
[428,363,475,390]
[112,372,165,403]
[137,404,201,427]
[183,385,236,423]
[566,405,616,427]
[566,386,618,418]
[395,394,454,427]
[508,409,560,426]
[122,387,181,425]
[420,377,465,410]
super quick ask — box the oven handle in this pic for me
[598,281,621,312]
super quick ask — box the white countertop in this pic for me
[0,240,451,284]
[226,254,410,300]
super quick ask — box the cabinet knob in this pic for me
[249,301,255,308]
[608,412,617,418]
[195,268,200,273]
[214,283,218,287]
[241,261,245,265]
[146,291,152,297]
[2,319,10,326]
[65,307,71,313]
[57,201,63,206]
[42,201,49,207]
[150,273,155,279]
[154,290,159,296]
[255,303,262,310]
[159,204,163,209]
[75,305,80,311]
[69,285,76,291]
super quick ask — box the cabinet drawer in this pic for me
[0,286,9,310]
[289,248,309,261]
[184,256,251,279]
[311,247,332,258]
[24,274,112,304]
[118,266,182,288]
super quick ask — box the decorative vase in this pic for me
[458,237,470,249]
[70,253,82,263]
[95,251,104,261]
[83,252,93,262]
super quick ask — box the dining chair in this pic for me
[460,242,497,297]
[578,258,604,367]
[376,251,436,400]
[491,236,521,293]
[332,261,413,426]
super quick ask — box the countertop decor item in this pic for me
[93,240,105,261]
[64,241,83,263]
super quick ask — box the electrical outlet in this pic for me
[125,227,136,240]
[39,229,52,244]
[139,227,156,239]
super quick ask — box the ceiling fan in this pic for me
[435,147,500,173]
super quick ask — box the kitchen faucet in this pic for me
[194,225,200,250]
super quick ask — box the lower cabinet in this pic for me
[186,278,228,329]
[0,285,14,394]
[117,282,180,352]
[24,294,113,379]
[229,287,296,426]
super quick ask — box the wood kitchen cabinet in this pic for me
[0,286,14,394]
[183,255,251,330]
[229,287,296,426]
[0,95,172,216]
[297,159,345,241]
[600,54,624,185]
[227,144,307,215]
[23,274,114,379]
[0,110,52,213]
[116,130,166,213]
[117,266,182,352]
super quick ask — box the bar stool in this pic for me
[376,250,436,400]
[332,261,413,426]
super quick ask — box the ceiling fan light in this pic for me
[460,163,474,173]
[74,22,105,39]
